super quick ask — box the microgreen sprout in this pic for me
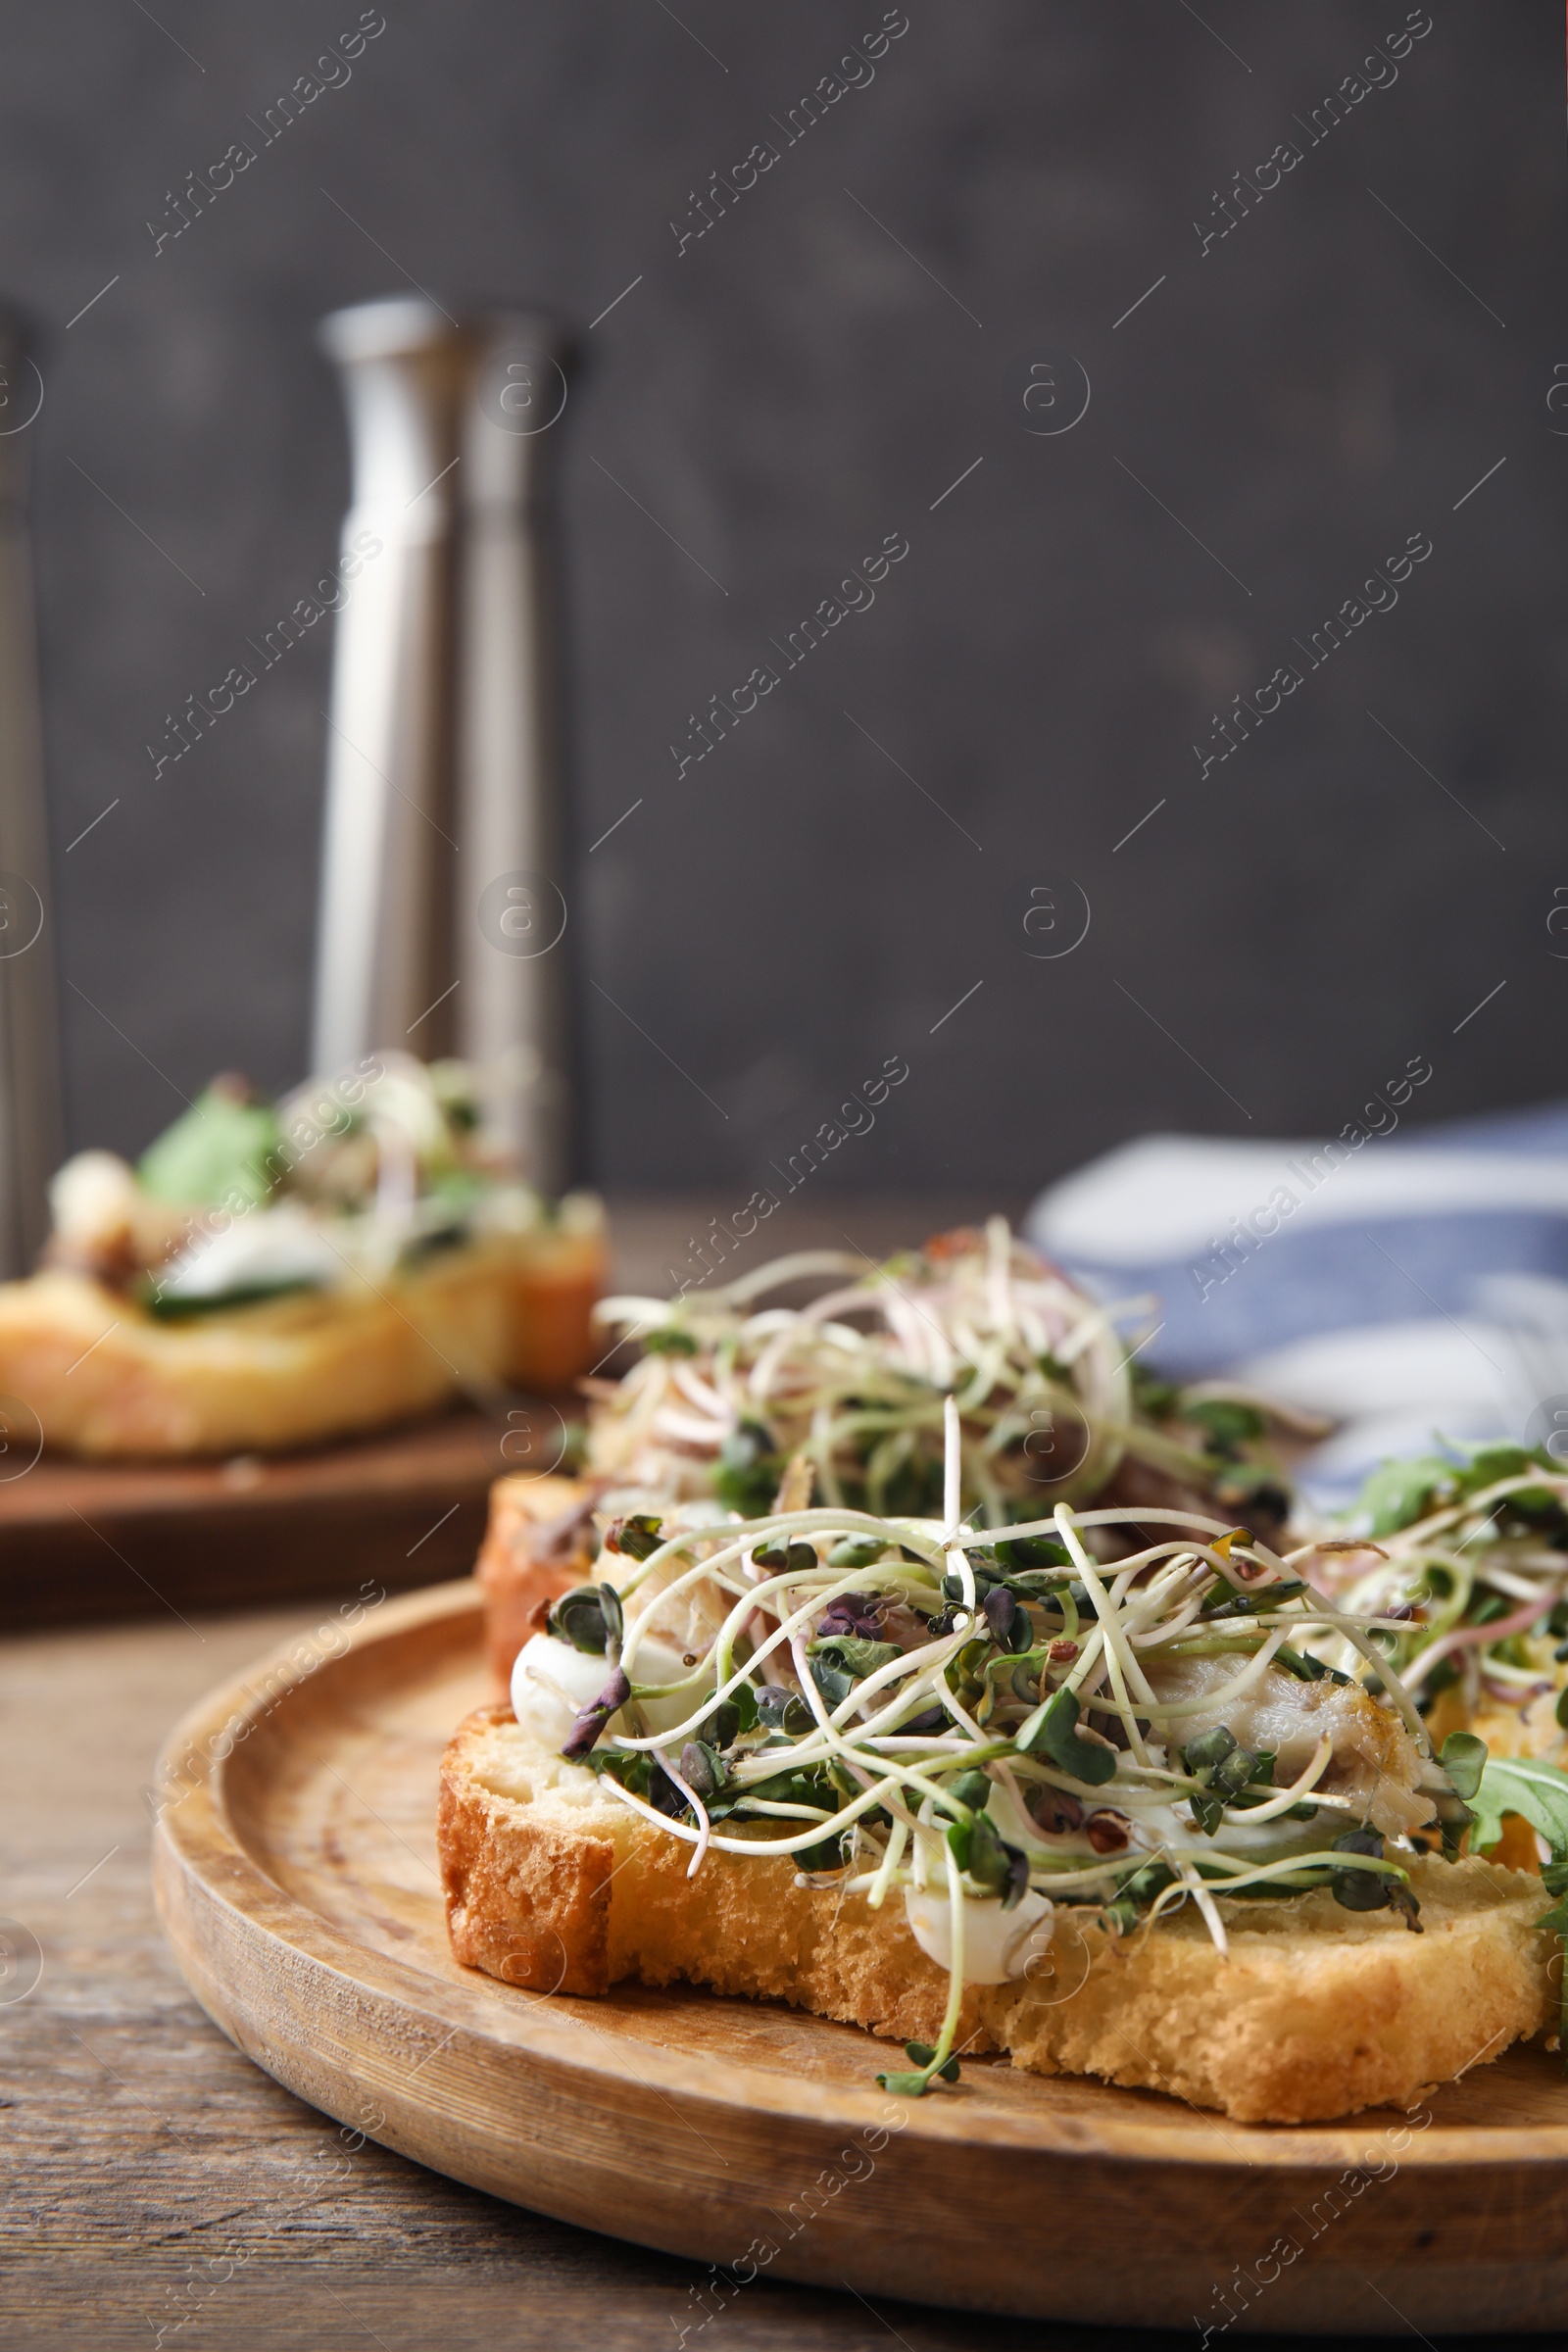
[1312,1455,1568,1747]
[555,1389,1458,2096]
[586,1219,1295,1532]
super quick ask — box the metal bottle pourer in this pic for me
[311,296,575,1193]
[0,307,62,1275]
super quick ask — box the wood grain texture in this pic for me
[0,1600,1038,2352]
[152,1581,1568,2335]
[0,1406,515,1631]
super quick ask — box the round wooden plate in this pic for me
[153,1580,1568,2333]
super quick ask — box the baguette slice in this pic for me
[439,1705,1558,2125]
[0,1223,603,1459]
[475,1473,601,1684]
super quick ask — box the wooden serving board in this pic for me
[152,1581,1568,2334]
[0,1404,556,1632]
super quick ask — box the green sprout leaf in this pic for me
[642,1326,698,1355]
[808,1657,856,1710]
[713,1422,785,1515]
[808,1635,902,1681]
[710,1681,759,1748]
[1182,1725,1237,1774]
[1463,1751,1568,2073]
[942,1768,992,1816]
[677,1740,728,1801]
[828,1538,888,1569]
[1329,1828,1393,1912]
[1017,1688,1117,1787]
[1439,1731,1487,1803]
[547,1584,622,1655]
[755,1686,813,1735]
[994,1535,1071,1572]
[903,2040,960,2082]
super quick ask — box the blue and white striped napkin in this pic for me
[1026,1100,1568,1509]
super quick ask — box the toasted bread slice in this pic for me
[438,1704,1557,2125]
[475,1474,601,1684]
[0,1226,604,1459]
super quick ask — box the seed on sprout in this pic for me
[605,1515,664,1563]
[1027,1786,1084,1838]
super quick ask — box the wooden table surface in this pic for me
[0,1197,1427,2346]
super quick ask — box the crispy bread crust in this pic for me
[0,1232,603,1459]
[474,1475,600,1685]
[440,1706,614,1993]
[438,1705,1558,2123]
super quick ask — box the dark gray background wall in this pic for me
[3,0,1563,1196]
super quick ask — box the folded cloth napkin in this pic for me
[1025,1098,1568,1510]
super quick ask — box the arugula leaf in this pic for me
[1468,1754,1568,1856]
[138,1085,282,1209]
[1356,1441,1568,1541]
[1467,1752,1568,2074]
[1358,1453,1458,1538]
